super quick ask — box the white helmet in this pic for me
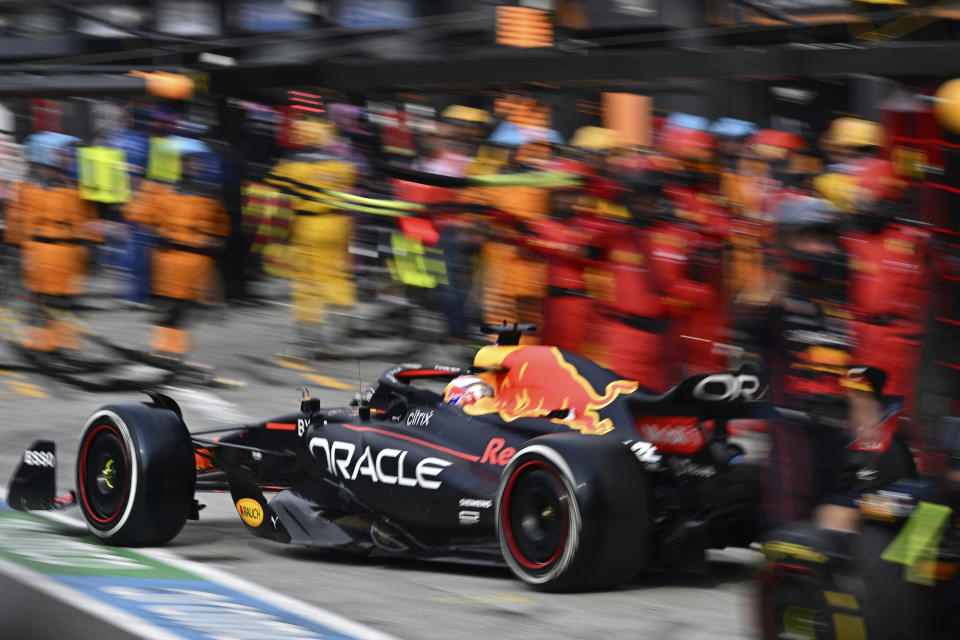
[443,375,493,406]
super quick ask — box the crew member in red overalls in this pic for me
[591,169,673,391]
[841,158,931,433]
[517,158,597,353]
[657,125,730,376]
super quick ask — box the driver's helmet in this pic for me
[444,375,494,406]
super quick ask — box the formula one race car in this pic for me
[7,324,773,590]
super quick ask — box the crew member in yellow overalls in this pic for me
[14,149,99,352]
[266,119,357,357]
[126,151,228,358]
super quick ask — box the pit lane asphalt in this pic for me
[0,294,767,640]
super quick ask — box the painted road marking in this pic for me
[0,369,50,398]
[273,355,359,391]
[3,379,49,398]
[0,494,399,640]
[273,357,312,372]
[302,373,358,391]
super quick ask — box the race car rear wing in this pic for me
[6,440,75,511]
[628,371,778,440]
[629,372,774,417]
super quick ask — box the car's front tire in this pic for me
[76,403,195,546]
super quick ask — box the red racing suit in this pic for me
[661,184,731,375]
[590,216,672,391]
[520,213,597,354]
[842,222,931,421]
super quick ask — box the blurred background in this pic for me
[1,0,956,457]
[0,1,959,638]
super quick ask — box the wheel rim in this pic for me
[79,423,130,525]
[501,460,569,570]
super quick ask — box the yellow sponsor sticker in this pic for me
[236,498,264,527]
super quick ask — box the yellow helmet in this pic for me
[570,126,617,152]
[814,172,859,213]
[824,118,884,149]
[289,118,337,148]
[441,105,490,125]
[935,78,960,133]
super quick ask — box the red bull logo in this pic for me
[463,346,638,435]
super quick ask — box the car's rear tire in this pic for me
[76,403,194,546]
[496,434,651,591]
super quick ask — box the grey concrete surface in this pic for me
[0,571,137,640]
[0,276,768,640]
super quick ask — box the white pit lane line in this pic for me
[0,489,400,640]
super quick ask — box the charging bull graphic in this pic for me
[464,346,638,435]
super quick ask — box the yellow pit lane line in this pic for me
[301,372,358,391]
[272,357,313,371]
[3,379,50,398]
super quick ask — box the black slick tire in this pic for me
[496,433,651,591]
[76,402,195,546]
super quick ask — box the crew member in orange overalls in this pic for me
[480,136,552,334]
[14,148,99,352]
[724,128,809,305]
[126,151,228,358]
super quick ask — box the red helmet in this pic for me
[547,157,595,177]
[658,126,716,161]
[608,152,675,174]
[745,129,805,160]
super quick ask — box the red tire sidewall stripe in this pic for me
[78,422,131,525]
[501,459,570,571]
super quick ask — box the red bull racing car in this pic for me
[8,324,774,590]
